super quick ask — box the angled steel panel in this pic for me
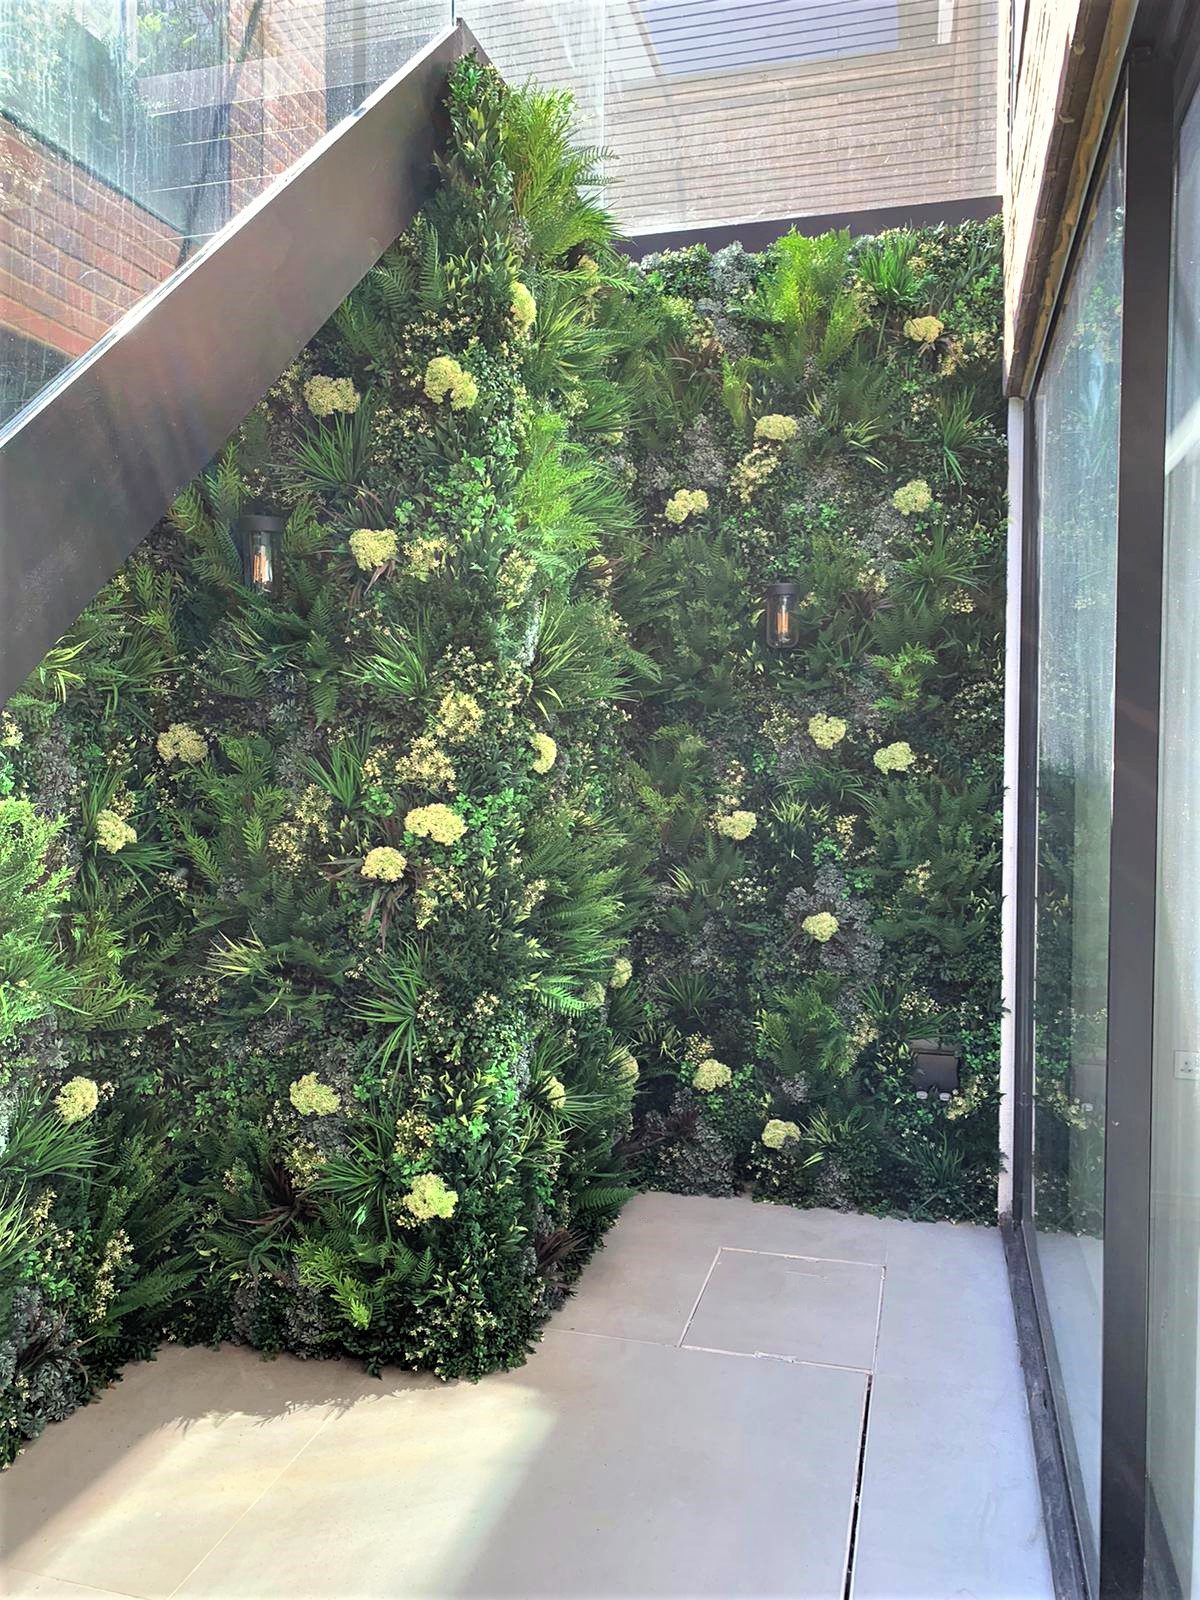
[0,21,473,706]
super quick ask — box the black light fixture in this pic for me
[908,1038,961,1097]
[764,580,799,649]
[237,512,284,595]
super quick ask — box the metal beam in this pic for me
[0,21,472,707]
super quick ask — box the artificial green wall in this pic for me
[0,58,1005,1464]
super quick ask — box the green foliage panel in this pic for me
[620,227,1005,1211]
[0,58,1005,1464]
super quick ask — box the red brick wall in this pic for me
[0,118,183,363]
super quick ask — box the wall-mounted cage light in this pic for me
[238,513,284,595]
[764,581,799,649]
[908,1039,961,1097]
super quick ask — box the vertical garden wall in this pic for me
[617,230,1005,1216]
[0,59,1005,1464]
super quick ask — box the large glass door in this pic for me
[1029,119,1126,1589]
[1147,79,1200,1600]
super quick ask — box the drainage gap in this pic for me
[842,1373,874,1600]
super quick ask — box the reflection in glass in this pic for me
[1147,86,1200,1600]
[1031,119,1125,1587]
[0,0,451,429]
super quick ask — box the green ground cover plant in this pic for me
[0,59,1005,1464]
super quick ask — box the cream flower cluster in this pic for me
[424,355,478,410]
[95,809,136,853]
[802,911,839,943]
[497,550,536,608]
[892,478,933,516]
[664,488,709,524]
[289,1073,340,1116]
[405,804,467,846]
[715,809,757,841]
[754,413,799,444]
[808,713,847,750]
[303,375,360,416]
[530,731,557,774]
[903,315,944,345]
[610,956,633,989]
[362,846,407,882]
[56,1076,99,1123]
[157,723,208,764]
[693,1058,732,1092]
[396,736,456,791]
[728,445,780,502]
[436,691,484,744]
[762,1118,801,1150]
[404,1172,457,1221]
[510,281,537,335]
[349,528,398,570]
[874,740,916,773]
[406,536,448,579]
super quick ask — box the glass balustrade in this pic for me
[0,0,451,428]
[2,0,1001,433]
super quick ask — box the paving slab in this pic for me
[556,1190,896,1345]
[172,1330,867,1600]
[851,1369,1052,1600]
[0,1196,1052,1600]
[875,1221,1022,1392]
[683,1247,883,1369]
[0,1343,370,1600]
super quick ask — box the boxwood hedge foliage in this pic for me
[0,58,1005,1463]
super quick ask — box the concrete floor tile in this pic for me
[0,1344,370,1600]
[555,1191,895,1344]
[174,1331,867,1600]
[683,1248,883,1369]
[851,1371,1053,1600]
[875,1223,1021,1391]
[0,1575,141,1599]
[0,1201,1048,1600]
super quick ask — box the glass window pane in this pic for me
[0,0,452,430]
[1031,115,1126,1588]
[1147,82,1200,1600]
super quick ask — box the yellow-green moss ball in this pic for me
[808,713,847,750]
[762,1118,801,1150]
[405,804,467,846]
[349,528,399,570]
[754,413,799,444]
[530,732,558,774]
[892,478,933,516]
[715,810,757,841]
[289,1073,340,1116]
[361,846,407,883]
[55,1077,99,1123]
[693,1058,733,1092]
[403,1172,458,1221]
[873,741,916,773]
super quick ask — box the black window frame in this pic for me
[1009,7,1200,1596]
